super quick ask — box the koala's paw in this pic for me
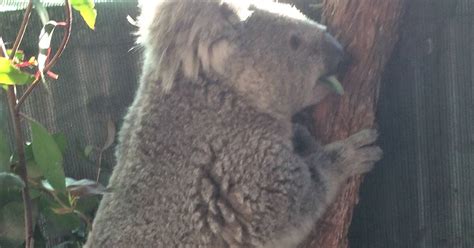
[324,129,382,177]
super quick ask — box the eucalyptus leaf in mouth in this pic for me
[320,75,344,95]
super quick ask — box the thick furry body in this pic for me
[86,78,328,247]
[85,0,382,247]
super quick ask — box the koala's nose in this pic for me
[322,32,347,75]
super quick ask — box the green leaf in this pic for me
[0,202,25,245]
[52,133,68,154]
[0,101,7,126]
[101,118,116,151]
[0,172,25,191]
[0,57,35,85]
[6,49,25,62]
[75,195,100,214]
[27,160,44,179]
[53,241,79,248]
[11,143,40,178]
[29,188,42,199]
[0,131,11,172]
[0,200,38,247]
[30,120,66,192]
[0,186,22,208]
[84,145,94,158]
[33,223,47,248]
[39,197,81,238]
[71,0,97,30]
[321,75,345,95]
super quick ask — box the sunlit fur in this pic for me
[84,1,382,247]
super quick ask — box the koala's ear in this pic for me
[140,1,241,91]
[184,2,239,79]
[220,3,241,26]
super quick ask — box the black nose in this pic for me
[322,32,347,75]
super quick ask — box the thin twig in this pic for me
[8,1,33,61]
[96,150,103,183]
[18,111,36,122]
[15,77,40,111]
[15,0,73,111]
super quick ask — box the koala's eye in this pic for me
[289,34,301,50]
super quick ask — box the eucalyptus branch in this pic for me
[16,0,73,112]
[1,6,35,245]
[2,1,73,247]
[8,1,33,61]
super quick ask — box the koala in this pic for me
[84,0,382,247]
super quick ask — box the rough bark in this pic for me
[300,1,406,247]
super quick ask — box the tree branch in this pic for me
[2,1,73,247]
[1,1,35,246]
[2,40,35,248]
[300,0,406,247]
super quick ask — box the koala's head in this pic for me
[138,0,345,120]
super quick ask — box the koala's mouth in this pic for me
[319,75,344,95]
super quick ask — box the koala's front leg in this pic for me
[259,127,381,247]
[292,123,321,157]
[304,129,382,209]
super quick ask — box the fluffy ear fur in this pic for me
[137,0,240,91]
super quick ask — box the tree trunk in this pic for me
[300,1,406,247]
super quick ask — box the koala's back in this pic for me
[84,79,306,247]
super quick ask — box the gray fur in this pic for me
[84,0,382,247]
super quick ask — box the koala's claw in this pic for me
[352,146,383,174]
[347,129,378,148]
[322,128,382,177]
[361,146,383,161]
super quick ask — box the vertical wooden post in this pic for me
[300,1,406,247]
